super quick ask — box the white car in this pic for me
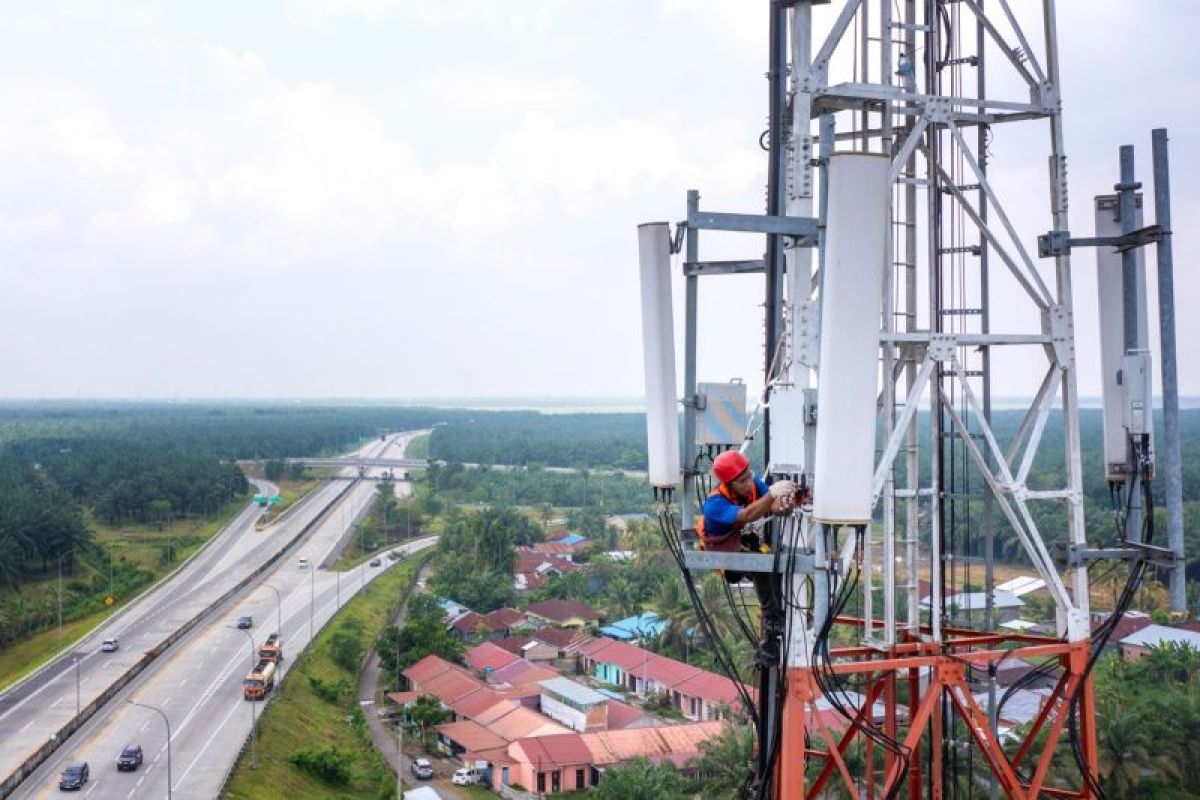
[452,767,481,786]
[101,638,119,652]
[297,558,309,569]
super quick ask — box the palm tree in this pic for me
[1096,697,1151,796]
[691,721,755,799]
[606,574,641,619]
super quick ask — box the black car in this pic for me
[369,558,382,567]
[59,762,89,790]
[116,744,143,771]
[237,615,253,629]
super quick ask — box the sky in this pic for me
[0,1,1195,401]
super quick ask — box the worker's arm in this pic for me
[733,492,779,527]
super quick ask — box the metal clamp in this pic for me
[1038,224,1166,257]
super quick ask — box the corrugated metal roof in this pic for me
[527,599,602,623]
[605,700,649,730]
[436,720,508,752]
[421,668,485,704]
[487,706,569,740]
[996,576,1047,597]
[919,590,1024,610]
[673,671,744,705]
[448,687,506,720]
[404,654,456,686]
[1120,623,1200,649]
[464,642,520,673]
[512,734,593,770]
[540,677,608,706]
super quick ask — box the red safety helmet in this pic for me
[713,450,750,484]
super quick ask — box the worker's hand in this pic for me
[768,480,796,499]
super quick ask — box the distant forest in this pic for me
[0,401,1195,586]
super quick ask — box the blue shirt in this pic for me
[702,476,770,542]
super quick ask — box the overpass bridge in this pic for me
[282,456,428,470]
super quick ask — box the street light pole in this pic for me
[74,656,80,717]
[264,584,283,639]
[57,547,76,653]
[264,584,284,693]
[309,564,315,643]
[128,700,172,799]
[232,627,259,768]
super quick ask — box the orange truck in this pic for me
[242,658,276,700]
[258,633,284,663]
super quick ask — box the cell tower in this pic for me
[637,2,1182,798]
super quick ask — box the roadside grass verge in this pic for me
[404,434,430,459]
[222,553,431,800]
[0,491,271,691]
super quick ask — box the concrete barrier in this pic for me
[0,480,361,798]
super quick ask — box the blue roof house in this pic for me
[600,613,667,642]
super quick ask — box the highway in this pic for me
[2,432,430,798]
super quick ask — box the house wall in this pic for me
[1121,643,1150,662]
[499,761,591,795]
[523,642,558,662]
[540,695,588,732]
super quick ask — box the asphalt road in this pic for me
[3,432,426,798]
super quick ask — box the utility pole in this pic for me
[396,707,404,800]
[57,547,76,653]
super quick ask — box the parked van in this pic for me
[452,767,481,786]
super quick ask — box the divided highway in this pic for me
[1,432,433,799]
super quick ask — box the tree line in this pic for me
[8,438,249,525]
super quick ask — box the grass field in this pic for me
[404,434,430,460]
[222,553,431,800]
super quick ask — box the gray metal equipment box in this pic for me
[697,381,748,446]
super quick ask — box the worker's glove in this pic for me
[768,480,796,499]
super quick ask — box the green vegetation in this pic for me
[427,506,543,612]
[0,492,254,689]
[978,647,1200,798]
[376,593,463,684]
[428,411,647,469]
[405,433,430,460]
[595,757,688,799]
[334,479,431,571]
[223,554,430,800]
[425,461,648,513]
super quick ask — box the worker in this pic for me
[699,450,798,560]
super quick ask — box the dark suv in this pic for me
[59,762,89,790]
[116,744,143,771]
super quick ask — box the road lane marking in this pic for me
[176,693,248,786]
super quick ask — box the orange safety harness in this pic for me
[696,480,759,550]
